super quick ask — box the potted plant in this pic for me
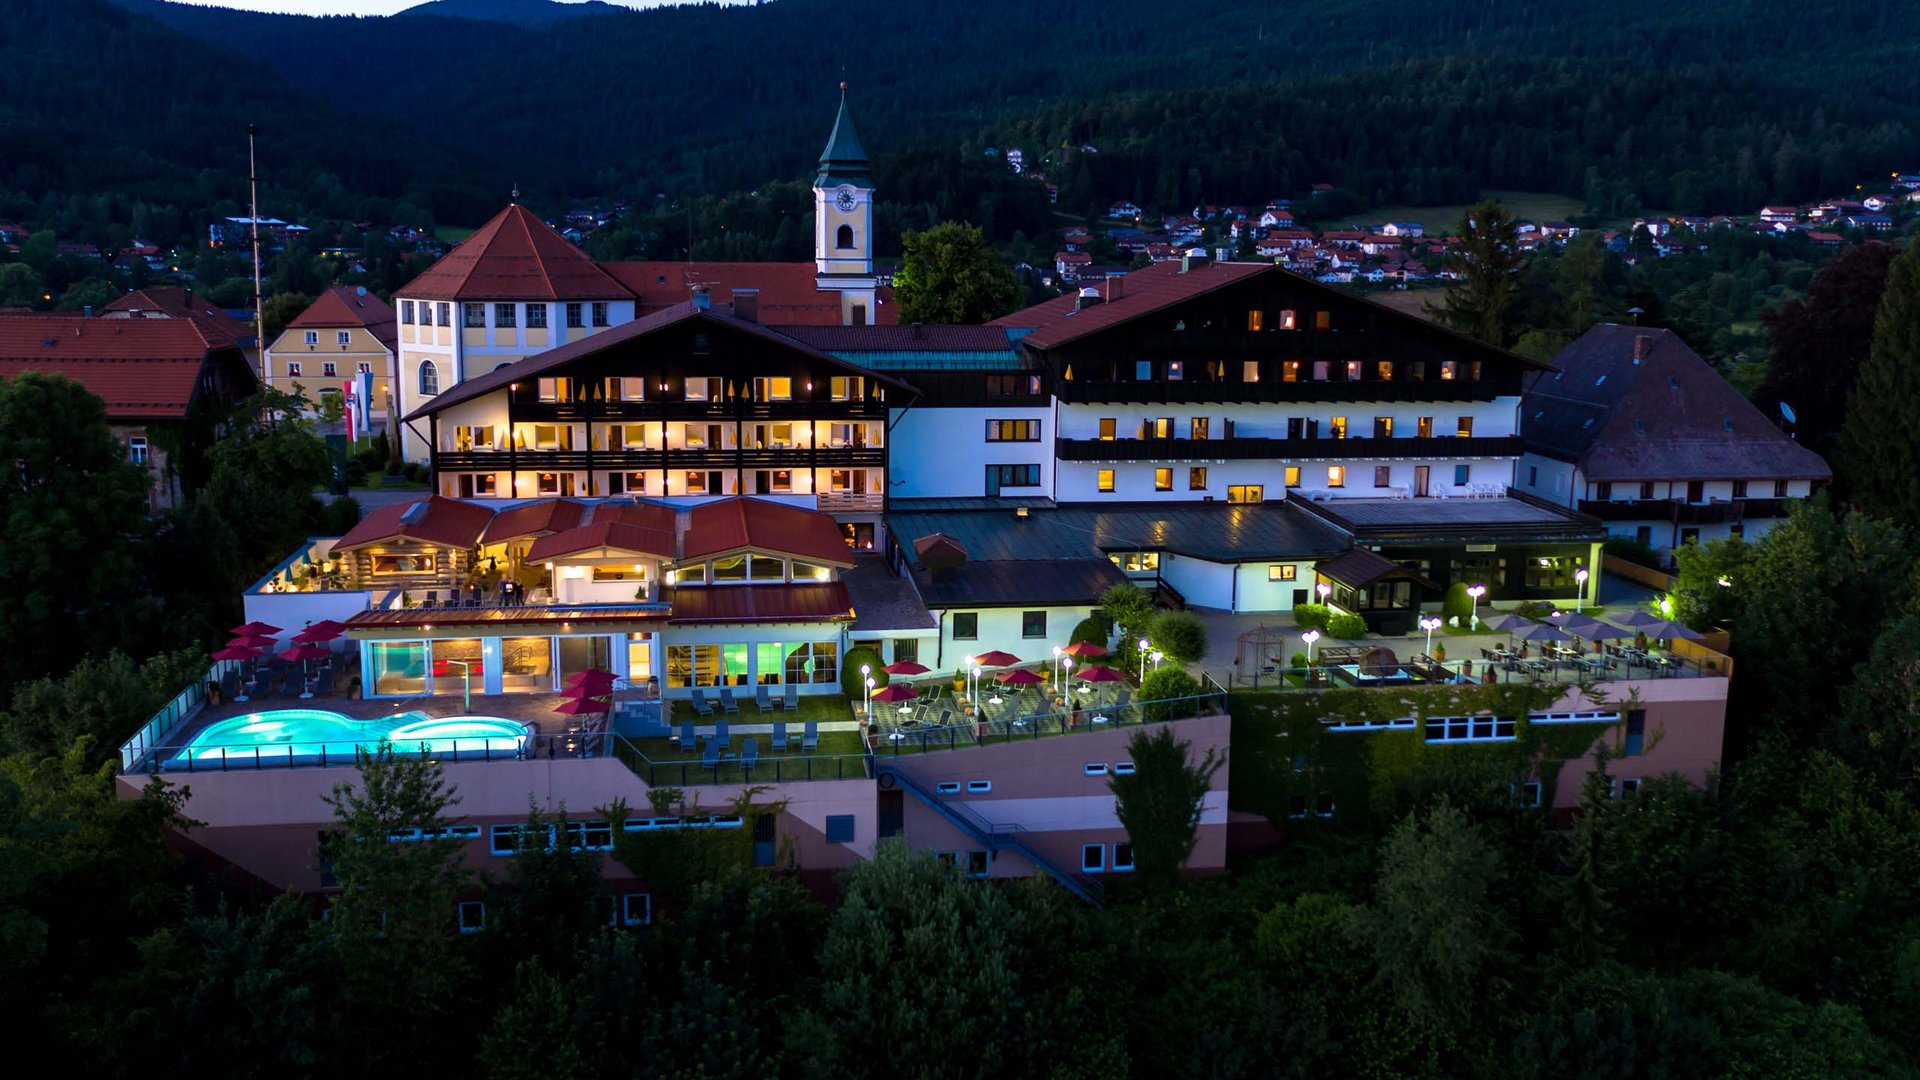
[1432,641,1447,663]
[347,673,363,699]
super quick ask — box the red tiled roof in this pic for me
[600,261,898,326]
[334,495,494,551]
[395,204,629,302]
[479,498,588,544]
[682,498,854,566]
[287,285,397,352]
[526,517,678,563]
[101,287,253,350]
[0,315,230,419]
[668,582,853,624]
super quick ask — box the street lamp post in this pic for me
[1150,650,1163,672]
[1051,645,1063,691]
[863,675,874,718]
[1466,584,1487,631]
[1138,638,1152,681]
[860,664,871,716]
[1574,568,1590,613]
[1300,629,1321,666]
[971,667,982,710]
[1061,656,1074,698]
[1419,616,1442,659]
[1315,581,1331,605]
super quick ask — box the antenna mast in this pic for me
[248,123,267,383]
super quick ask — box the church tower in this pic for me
[814,84,879,325]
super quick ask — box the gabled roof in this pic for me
[394,204,629,302]
[1316,547,1437,590]
[0,314,244,419]
[334,495,494,551]
[100,286,254,350]
[1523,325,1831,482]
[600,262,896,325]
[287,285,398,352]
[480,498,587,544]
[993,259,1550,370]
[403,304,911,420]
[526,519,676,563]
[682,498,854,567]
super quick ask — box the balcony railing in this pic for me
[1054,379,1500,406]
[1056,435,1522,462]
[817,491,884,513]
[1576,497,1792,524]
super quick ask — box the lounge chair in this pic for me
[718,686,740,715]
[740,738,759,776]
[678,720,696,749]
[246,668,270,699]
[690,688,715,717]
[311,667,334,697]
[423,590,439,609]
[935,709,953,728]
[714,718,731,751]
[755,685,774,714]
[219,669,241,700]
[771,720,789,750]
[782,684,799,712]
[701,741,720,775]
[800,721,819,752]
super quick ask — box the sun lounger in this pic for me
[801,720,819,752]
[755,685,774,714]
[678,720,695,749]
[740,738,759,776]
[782,684,799,712]
[690,688,715,716]
[771,720,789,750]
[718,686,740,715]
[701,740,720,774]
[714,718,731,751]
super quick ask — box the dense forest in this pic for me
[2,0,1907,259]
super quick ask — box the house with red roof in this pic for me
[390,97,895,460]
[0,313,256,508]
[264,285,398,429]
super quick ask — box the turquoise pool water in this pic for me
[169,709,527,768]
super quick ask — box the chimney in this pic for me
[1074,287,1103,311]
[730,288,759,323]
[1633,333,1653,363]
[1181,247,1211,273]
[1104,271,1126,302]
[691,285,711,312]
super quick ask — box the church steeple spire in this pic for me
[817,82,869,185]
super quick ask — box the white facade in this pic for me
[888,406,1054,498]
[1517,449,1817,556]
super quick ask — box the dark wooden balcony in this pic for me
[1053,379,1500,406]
[1055,435,1523,462]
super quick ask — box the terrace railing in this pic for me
[871,688,1228,756]
[119,658,246,773]
[610,735,874,787]
[140,732,604,774]
[1225,648,1727,691]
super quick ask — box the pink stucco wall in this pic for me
[1543,677,1728,810]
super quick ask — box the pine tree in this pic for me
[1837,242,1920,525]
[1429,200,1525,347]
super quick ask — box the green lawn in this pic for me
[664,693,857,726]
[1303,189,1584,233]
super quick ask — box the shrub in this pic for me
[1099,583,1156,636]
[403,461,426,483]
[1293,603,1330,633]
[1604,534,1665,570]
[1139,666,1203,721]
[1291,651,1309,670]
[1441,582,1472,626]
[1148,610,1208,663]
[840,645,887,699]
[384,458,404,476]
[343,458,368,487]
[1069,614,1112,647]
[1514,600,1555,621]
[1327,612,1368,640]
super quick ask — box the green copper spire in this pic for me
[816,82,870,186]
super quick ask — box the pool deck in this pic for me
[167,691,595,751]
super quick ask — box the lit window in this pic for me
[1328,466,1346,487]
[1188,467,1207,490]
[1155,468,1173,491]
[1269,564,1297,581]
[287,361,302,378]
[1097,469,1115,493]
[1314,310,1331,331]
[1284,466,1300,488]
[1247,310,1264,331]
[1279,309,1297,329]
[1456,416,1474,438]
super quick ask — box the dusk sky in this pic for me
[170,0,665,14]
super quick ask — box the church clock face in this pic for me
[835,186,858,212]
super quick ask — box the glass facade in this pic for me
[371,641,426,696]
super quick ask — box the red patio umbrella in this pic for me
[1062,641,1108,658]
[996,668,1046,685]
[304,619,348,635]
[553,695,612,716]
[563,669,618,689]
[560,680,614,700]
[871,683,919,702]
[293,625,342,644]
[231,620,282,637]
[1077,665,1127,683]
[279,643,331,699]
[212,645,260,662]
[882,660,931,676]
[228,633,276,650]
[972,650,1022,668]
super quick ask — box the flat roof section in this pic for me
[890,501,1351,565]
[1295,495,1604,543]
[839,556,936,632]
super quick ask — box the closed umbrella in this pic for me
[972,650,1022,668]
[883,660,931,676]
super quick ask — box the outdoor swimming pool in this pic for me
[168,709,527,768]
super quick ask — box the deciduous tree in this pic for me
[1110,725,1220,891]
[892,221,1020,324]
